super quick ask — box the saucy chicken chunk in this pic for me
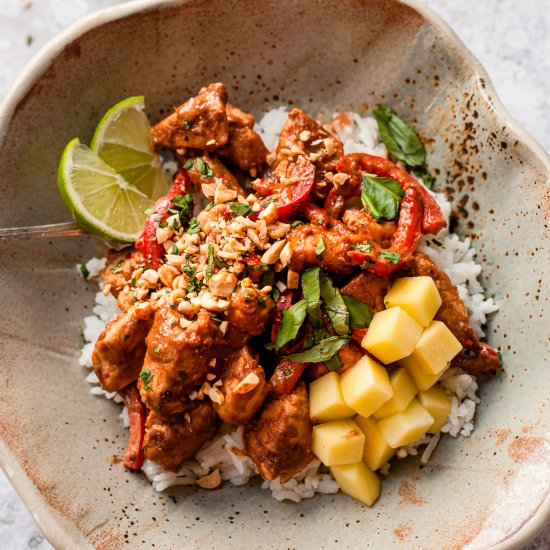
[92,303,154,392]
[143,401,218,471]
[138,306,223,414]
[152,83,229,150]
[226,283,274,336]
[245,382,314,482]
[341,271,391,313]
[213,346,269,425]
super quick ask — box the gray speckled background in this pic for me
[0,0,548,548]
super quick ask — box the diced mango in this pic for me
[418,385,452,434]
[340,356,393,418]
[362,307,422,364]
[408,320,463,374]
[377,398,434,448]
[312,420,365,466]
[372,368,417,420]
[355,416,395,471]
[330,462,381,507]
[401,354,445,391]
[309,372,356,422]
[384,276,442,327]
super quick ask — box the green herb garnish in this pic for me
[196,158,214,179]
[301,267,323,329]
[187,217,200,234]
[229,202,253,218]
[274,300,307,352]
[353,242,373,254]
[171,244,180,255]
[183,159,194,169]
[139,370,154,390]
[111,260,123,274]
[284,336,349,363]
[361,174,405,221]
[315,237,326,257]
[412,167,434,189]
[342,295,374,329]
[379,250,401,264]
[178,370,188,379]
[373,104,426,167]
[182,120,191,130]
[144,206,156,216]
[80,264,90,280]
[206,245,215,281]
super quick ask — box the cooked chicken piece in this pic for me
[342,209,397,249]
[218,104,268,173]
[103,248,144,293]
[226,283,274,336]
[275,108,344,194]
[92,303,155,392]
[245,382,314,482]
[286,221,362,275]
[185,153,244,196]
[152,83,229,150]
[338,341,365,373]
[341,271,391,312]
[407,252,499,373]
[213,346,269,425]
[143,401,218,471]
[138,306,223,414]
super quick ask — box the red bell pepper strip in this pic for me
[275,162,316,219]
[335,153,446,235]
[270,358,307,395]
[118,383,146,471]
[348,186,423,276]
[136,169,191,269]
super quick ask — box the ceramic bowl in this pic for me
[0,0,548,548]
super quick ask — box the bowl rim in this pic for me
[0,0,549,548]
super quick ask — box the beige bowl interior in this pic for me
[0,0,549,548]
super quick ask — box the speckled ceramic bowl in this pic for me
[0,0,548,548]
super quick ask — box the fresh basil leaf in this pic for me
[301,268,323,329]
[412,167,434,190]
[342,295,374,329]
[284,336,349,363]
[229,202,253,217]
[379,250,401,264]
[373,104,426,167]
[361,174,405,221]
[274,299,307,352]
[324,353,342,372]
[315,237,325,257]
[319,272,349,336]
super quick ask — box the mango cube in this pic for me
[408,320,463,374]
[355,415,395,471]
[330,462,381,507]
[312,420,365,466]
[401,354,444,391]
[340,356,393,418]
[309,372,356,422]
[373,368,417,420]
[418,386,452,434]
[377,398,434,448]
[362,307,422,364]
[384,276,442,327]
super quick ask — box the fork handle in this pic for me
[0,221,86,240]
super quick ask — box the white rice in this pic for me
[78,109,498,501]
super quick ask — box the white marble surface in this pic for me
[0,0,549,548]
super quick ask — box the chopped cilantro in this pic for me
[214,257,229,269]
[204,201,215,211]
[315,237,325,257]
[182,120,191,130]
[379,250,401,264]
[497,351,503,367]
[196,158,214,179]
[229,202,253,218]
[187,217,200,234]
[252,263,269,273]
[111,260,123,274]
[210,313,224,323]
[79,264,90,280]
[290,220,304,229]
[353,242,372,254]
[144,206,156,215]
[206,245,215,281]
[171,244,180,255]
[26,35,34,46]
[178,370,188,379]
[283,368,291,377]
[153,346,161,354]
[139,370,154,391]
[123,334,130,341]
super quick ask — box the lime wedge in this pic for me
[57,138,154,242]
[91,96,169,199]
